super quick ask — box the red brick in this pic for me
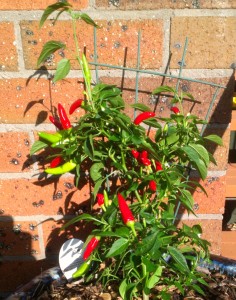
[0,260,56,293]
[178,219,222,254]
[0,132,32,172]
[0,218,40,256]
[0,0,88,10]
[96,0,236,9]
[0,22,18,71]
[0,78,84,124]
[0,177,90,216]
[179,176,226,215]
[170,17,236,69]
[204,127,230,171]
[20,19,163,70]
[221,231,236,259]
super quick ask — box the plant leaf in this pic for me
[130,103,152,112]
[30,140,48,155]
[167,246,190,273]
[106,238,129,257]
[119,279,128,300]
[53,58,71,82]
[203,134,223,146]
[61,213,106,230]
[189,143,209,167]
[90,162,104,182]
[152,85,176,95]
[40,2,72,28]
[181,146,207,179]
[80,13,99,28]
[147,266,162,289]
[37,41,66,66]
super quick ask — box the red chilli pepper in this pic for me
[149,180,157,192]
[170,106,180,114]
[69,99,83,115]
[155,161,163,171]
[83,236,100,260]
[131,149,140,159]
[97,193,104,206]
[58,103,72,130]
[134,112,155,125]
[139,150,151,166]
[50,156,63,168]
[96,193,106,211]
[117,194,136,236]
[49,116,63,130]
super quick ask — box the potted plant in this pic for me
[30,2,223,299]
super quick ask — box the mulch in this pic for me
[30,271,236,300]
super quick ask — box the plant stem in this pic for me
[142,291,149,300]
[71,18,94,110]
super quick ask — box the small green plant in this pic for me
[30,2,223,299]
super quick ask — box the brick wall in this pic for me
[0,0,235,295]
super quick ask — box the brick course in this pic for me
[20,19,163,70]
[0,0,88,10]
[95,0,236,9]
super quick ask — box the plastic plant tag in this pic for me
[59,238,84,281]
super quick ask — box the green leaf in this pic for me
[119,279,128,300]
[143,118,162,129]
[152,85,176,95]
[189,143,209,167]
[30,140,48,155]
[93,178,106,198]
[53,58,71,82]
[174,281,184,295]
[37,41,66,66]
[80,13,99,28]
[61,213,106,230]
[203,134,223,146]
[130,103,152,112]
[167,246,190,273]
[84,135,94,159]
[100,87,121,100]
[179,189,195,215]
[106,238,129,257]
[39,2,72,28]
[91,230,123,238]
[192,284,205,296]
[182,91,195,101]
[147,266,162,289]
[192,224,202,235]
[90,162,104,182]
[181,146,207,179]
[108,96,125,109]
[135,231,162,257]
[115,227,130,238]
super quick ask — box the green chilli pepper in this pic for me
[72,259,91,278]
[45,161,76,175]
[82,54,91,84]
[38,131,62,144]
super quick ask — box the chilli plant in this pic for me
[30,2,223,300]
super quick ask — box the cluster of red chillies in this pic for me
[48,99,83,168]
[82,193,137,261]
[49,99,83,130]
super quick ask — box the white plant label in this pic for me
[59,238,84,280]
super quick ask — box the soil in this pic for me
[27,271,236,300]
